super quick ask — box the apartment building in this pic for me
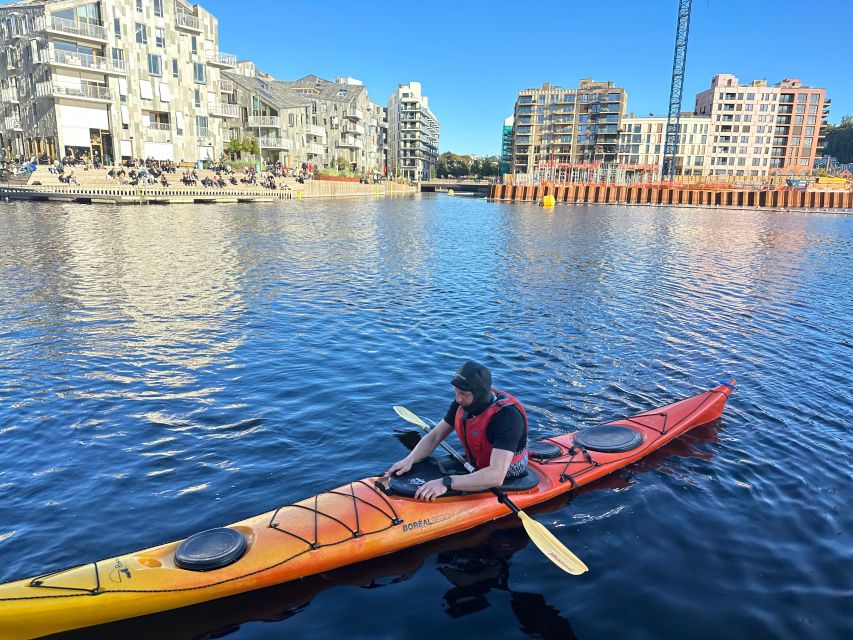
[0,0,235,163]
[511,79,628,175]
[694,74,829,177]
[618,113,711,176]
[221,63,308,167]
[277,75,388,174]
[387,82,439,181]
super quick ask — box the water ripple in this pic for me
[0,199,850,639]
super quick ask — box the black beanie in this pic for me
[450,361,492,401]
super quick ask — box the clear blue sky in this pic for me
[6,0,849,155]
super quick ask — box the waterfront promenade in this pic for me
[0,166,417,205]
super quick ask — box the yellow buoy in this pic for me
[447,189,455,196]
[296,191,303,200]
[542,195,556,207]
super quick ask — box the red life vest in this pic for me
[454,388,528,470]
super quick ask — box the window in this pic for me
[796,104,805,114]
[155,28,164,48]
[196,115,208,135]
[797,94,807,103]
[193,62,205,84]
[114,18,121,38]
[112,47,124,62]
[135,23,147,44]
[808,105,818,114]
[191,36,197,55]
[148,53,161,76]
[194,89,201,107]
[172,59,178,77]
[154,0,164,17]
[810,94,820,103]
[136,0,143,12]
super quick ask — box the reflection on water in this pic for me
[0,198,851,640]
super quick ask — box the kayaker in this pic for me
[385,361,528,501]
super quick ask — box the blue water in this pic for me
[0,196,850,639]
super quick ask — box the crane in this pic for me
[662,0,693,181]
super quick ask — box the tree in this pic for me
[227,137,242,159]
[241,136,259,157]
[823,115,853,163]
[335,155,349,172]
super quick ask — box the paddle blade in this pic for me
[517,511,588,576]
[393,405,430,431]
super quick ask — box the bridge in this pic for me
[419,179,493,196]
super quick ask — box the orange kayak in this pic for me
[0,381,735,639]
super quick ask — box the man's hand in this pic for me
[414,478,448,502]
[384,456,413,478]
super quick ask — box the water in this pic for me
[0,196,850,639]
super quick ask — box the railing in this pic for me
[42,48,127,74]
[0,88,19,103]
[346,108,364,121]
[143,122,171,131]
[207,51,237,67]
[209,103,240,118]
[305,123,326,137]
[344,123,365,136]
[306,143,325,155]
[36,81,111,101]
[336,137,364,149]
[41,15,107,40]
[197,127,210,138]
[259,137,293,150]
[175,13,201,31]
[142,121,171,140]
[4,116,21,130]
[220,80,235,93]
[248,115,280,128]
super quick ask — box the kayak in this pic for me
[0,380,735,639]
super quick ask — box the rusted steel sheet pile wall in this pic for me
[489,184,853,210]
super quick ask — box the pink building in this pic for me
[695,74,829,177]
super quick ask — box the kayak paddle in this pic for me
[392,405,588,576]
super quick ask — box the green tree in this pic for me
[227,137,242,158]
[241,136,259,157]
[335,155,349,172]
[823,115,853,163]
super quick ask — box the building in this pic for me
[511,79,628,176]
[694,74,829,177]
[618,113,711,177]
[387,81,439,180]
[277,75,388,175]
[220,63,310,167]
[499,115,512,175]
[0,0,236,163]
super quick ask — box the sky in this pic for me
[5,0,850,155]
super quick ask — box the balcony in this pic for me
[142,121,171,141]
[259,137,293,151]
[305,123,326,138]
[336,136,363,149]
[209,102,240,118]
[306,142,325,155]
[175,13,202,33]
[41,48,127,76]
[248,115,280,128]
[344,123,365,136]
[345,108,364,121]
[207,51,237,68]
[4,116,21,130]
[40,15,107,43]
[36,81,112,103]
[0,88,19,103]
